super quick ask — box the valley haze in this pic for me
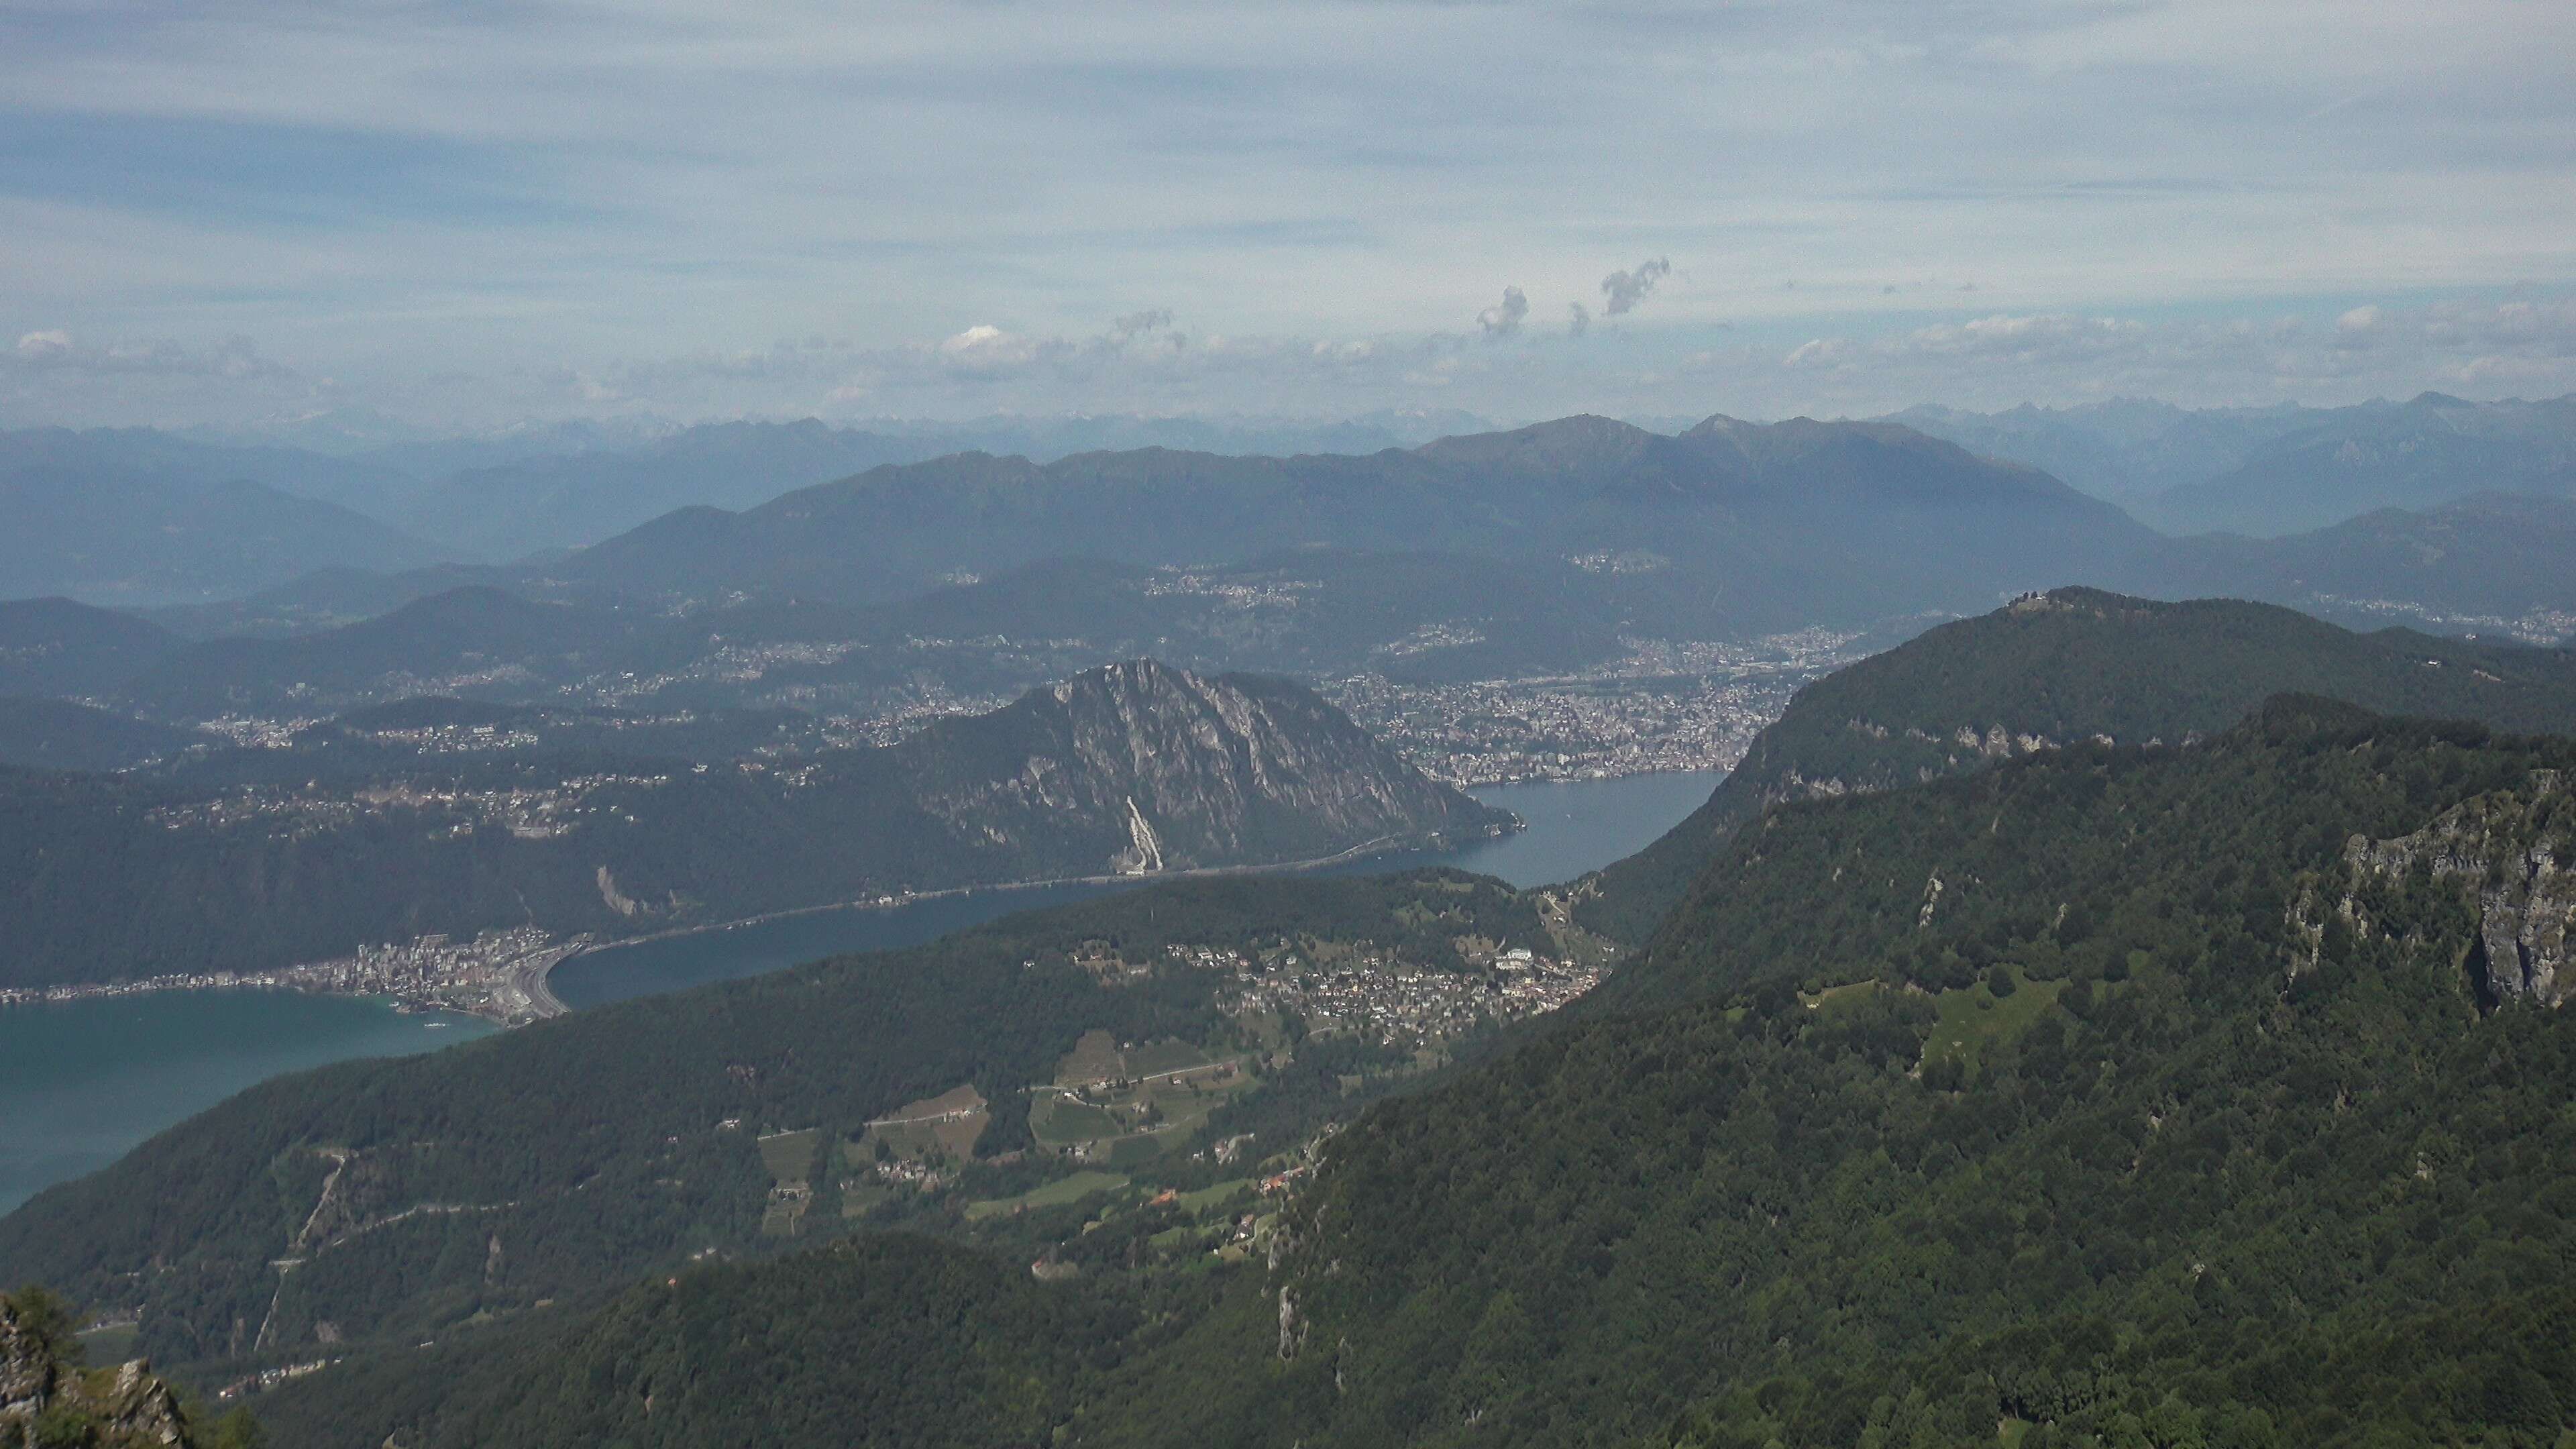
[6,2,2575,1446]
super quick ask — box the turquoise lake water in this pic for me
[0,991,492,1216]
[0,769,1718,1214]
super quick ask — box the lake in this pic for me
[0,768,1716,1214]
[0,991,492,1216]
[553,769,1721,1008]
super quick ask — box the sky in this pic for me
[3,0,2572,433]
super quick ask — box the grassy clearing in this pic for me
[1801,980,1882,1013]
[1922,965,2066,1071]
[839,1179,894,1218]
[757,1128,820,1182]
[1031,1097,1122,1143]
[965,1171,1128,1221]
[1056,1029,1125,1086]
[896,1083,985,1118]
[1177,1179,1254,1216]
[930,1114,984,1157]
[1126,1039,1211,1077]
[862,1084,989,1159]
[1103,1136,1167,1169]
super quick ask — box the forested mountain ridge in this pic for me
[148,699,2576,1448]
[0,659,1507,989]
[899,659,1500,871]
[0,697,200,772]
[1089,699,2576,1447]
[0,596,179,696]
[243,1236,1115,1449]
[0,460,447,607]
[2155,492,2576,635]
[0,869,1551,1377]
[1578,586,2576,943]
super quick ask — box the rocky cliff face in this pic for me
[888,659,1513,875]
[1,1295,193,1448]
[2345,770,2576,1006]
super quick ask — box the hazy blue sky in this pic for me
[3,0,2571,430]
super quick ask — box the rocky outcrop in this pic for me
[2477,843,2576,1004]
[891,659,1514,875]
[0,1299,47,1431]
[1,1293,193,1448]
[2346,770,2576,1006]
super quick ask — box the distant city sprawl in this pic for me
[1323,630,1866,786]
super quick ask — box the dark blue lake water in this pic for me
[552,770,1720,1008]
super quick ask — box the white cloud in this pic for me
[1,0,2568,427]
[3,329,294,380]
[1477,286,1528,338]
[941,325,1012,356]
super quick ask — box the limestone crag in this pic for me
[2346,770,2576,1006]
[1,1294,193,1447]
[0,1301,45,1430]
[890,659,1512,875]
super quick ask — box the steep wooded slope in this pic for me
[1089,701,2576,1448]
[1580,588,2576,943]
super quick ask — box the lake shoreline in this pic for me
[0,821,1516,1026]
[551,771,1723,1012]
[0,771,1718,1217]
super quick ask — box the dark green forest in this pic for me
[0,870,1542,1375]
[244,1237,1118,1449]
[213,698,2576,1449]
[19,588,2576,1448]
[1091,700,2576,1447]
[1579,587,2576,943]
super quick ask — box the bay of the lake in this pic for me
[0,991,493,1215]
[0,768,1716,1214]
[554,769,1719,1008]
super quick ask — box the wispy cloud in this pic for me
[7,329,295,381]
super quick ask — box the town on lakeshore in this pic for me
[0,926,588,1026]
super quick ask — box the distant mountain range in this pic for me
[0,412,1509,602]
[535,415,2144,619]
[0,413,2151,724]
[0,433,447,606]
[0,659,1507,989]
[1894,390,2576,535]
[11,402,2576,693]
